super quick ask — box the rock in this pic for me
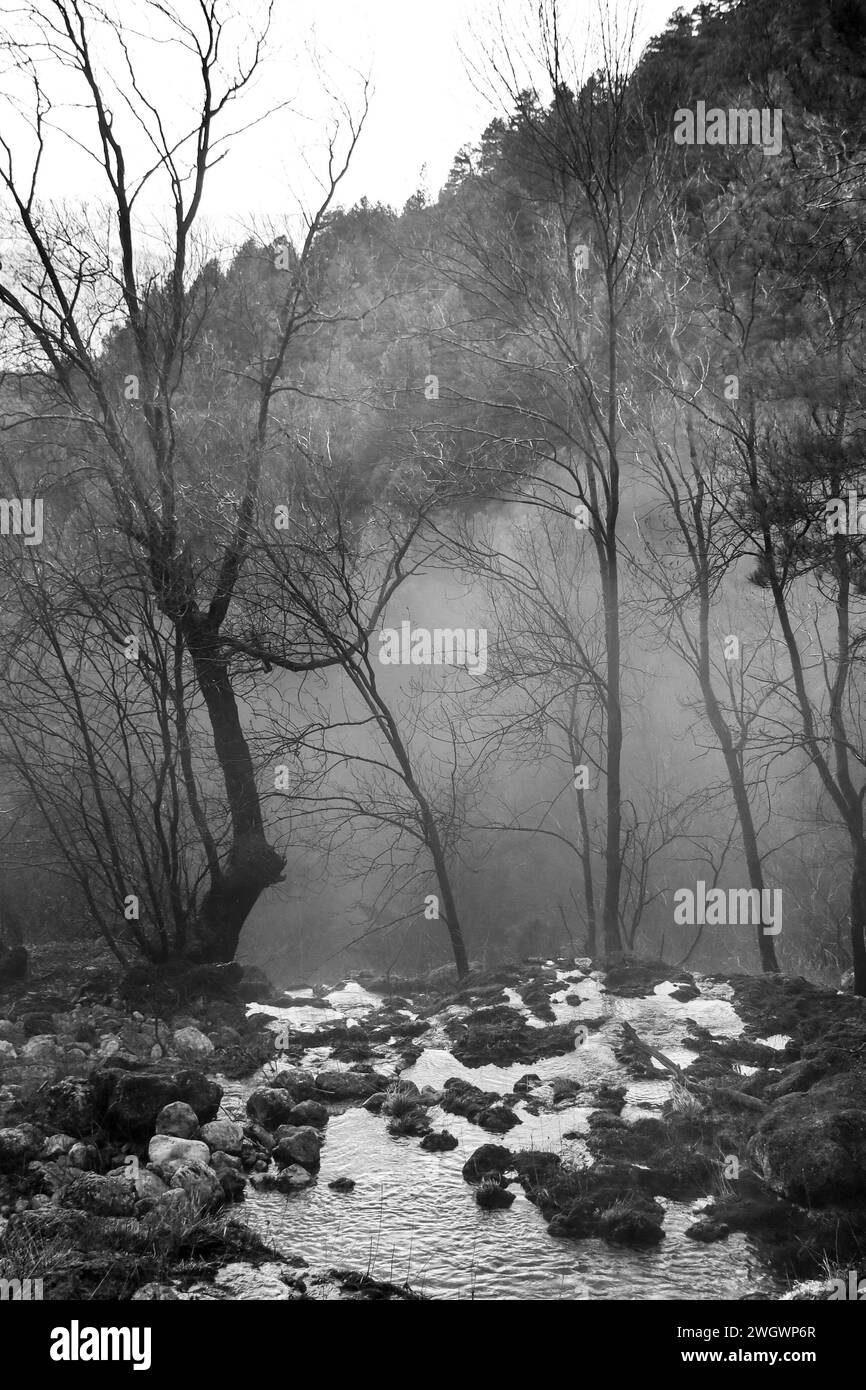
[513,1073,542,1094]
[548,1199,597,1239]
[273,1164,313,1192]
[62,1173,136,1218]
[174,1071,222,1124]
[598,1196,666,1246]
[172,1026,215,1059]
[387,1108,432,1138]
[168,1159,223,1210]
[0,1021,23,1045]
[148,1135,210,1168]
[142,1190,197,1228]
[154,1102,200,1139]
[363,1092,387,1113]
[0,1040,16,1062]
[448,1006,577,1068]
[747,1073,866,1205]
[0,1127,39,1169]
[41,1079,97,1136]
[244,1122,276,1152]
[551,1077,583,1103]
[273,1126,323,1170]
[132,1168,168,1202]
[42,1134,77,1160]
[267,1068,317,1100]
[314,1070,385,1100]
[99,1069,222,1138]
[686,1220,730,1242]
[669,984,701,1002]
[476,1181,516,1210]
[21,1034,60,1063]
[476,1105,522,1134]
[101,1072,181,1138]
[462,1144,513,1182]
[246,1087,298,1129]
[764,1059,832,1101]
[199,1119,244,1155]
[216,1166,247,1203]
[67,1142,100,1171]
[288,1100,329,1129]
[419,1131,459,1152]
[328,1176,356,1192]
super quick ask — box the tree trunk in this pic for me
[850,842,866,996]
[577,788,597,956]
[426,818,470,978]
[185,627,285,962]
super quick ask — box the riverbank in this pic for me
[1,947,864,1299]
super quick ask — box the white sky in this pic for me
[0,0,694,255]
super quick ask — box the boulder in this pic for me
[199,1119,244,1155]
[61,1173,137,1218]
[41,1079,98,1136]
[148,1135,210,1168]
[476,1182,515,1210]
[100,1072,182,1139]
[154,1102,199,1139]
[174,1071,221,1124]
[288,1100,329,1129]
[172,1027,215,1060]
[67,1142,99,1171]
[547,1198,598,1239]
[598,1196,665,1246]
[21,1035,60,1063]
[0,1040,16,1062]
[99,1069,221,1138]
[246,1087,298,1129]
[419,1131,459,1153]
[328,1176,356,1192]
[685,1220,730,1242]
[273,1126,323,1171]
[462,1144,513,1183]
[262,1067,317,1100]
[42,1134,77,1160]
[168,1159,223,1210]
[0,1126,39,1169]
[747,1073,866,1205]
[273,1164,313,1192]
[314,1070,385,1100]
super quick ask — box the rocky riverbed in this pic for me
[1,950,865,1300]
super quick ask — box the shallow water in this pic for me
[213,972,787,1301]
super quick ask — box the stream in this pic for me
[201,972,789,1300]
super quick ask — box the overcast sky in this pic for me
[0,0,693,257]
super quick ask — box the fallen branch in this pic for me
[620,1021,767,1113]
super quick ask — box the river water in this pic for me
[207,971,787,1301]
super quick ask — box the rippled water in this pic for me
[212,972,786,1301]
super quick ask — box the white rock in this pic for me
[172,1026,214,1058]
[148,1134,210,1168]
